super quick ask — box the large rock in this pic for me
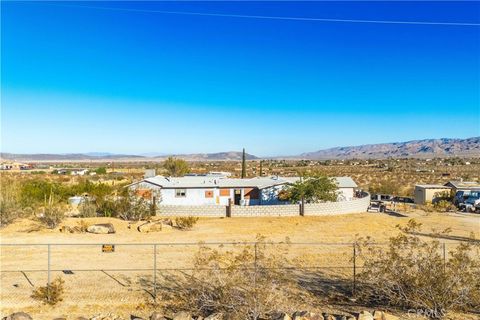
[372,311,399,320]
[2,313,32,320]
[357,311,374,320]
[87,223,115,234]
[292,311,323,320]
[138,221,162,233]
[172,312,192,320]
[204,314,223,320]
[150,312,167,320]
[271,312,292,320]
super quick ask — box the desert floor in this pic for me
[1,211,479,319]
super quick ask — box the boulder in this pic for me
[138,221,162,233]
[172,312,192,320]
[87,223,115,234]
[150,312,167,320]
[357,311,374,320]
[2,313,32,320]
[292,311,323,320]
[271,312,292,320]
[204,314,223,320]
[372,311,399,320]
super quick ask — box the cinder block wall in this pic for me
[156,193,370,217]
[231,204,299,217]
[157,205,226,217]
[304,194,370,216]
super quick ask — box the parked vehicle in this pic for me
[454,190,472,207]
[392,196,414,204]
[368,200,386,213]
[459,192,480,212]
[370,194,393,201]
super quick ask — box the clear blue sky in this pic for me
[1,1,479,156]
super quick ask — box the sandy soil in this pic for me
[1,212,479,319]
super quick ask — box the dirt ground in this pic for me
[1,212,479,319]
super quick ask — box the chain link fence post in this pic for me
[153,244,157,301]
[47,244,51,303]
[352,243,356,298]
[253,242,258,320]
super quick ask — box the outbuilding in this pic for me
[414,185,452,204]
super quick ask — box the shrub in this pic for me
[37,193,65,229]
[117,190,152,221]
[356,219,480,319]
[31,277,65,305]
[76,219,89,233]
[434,200,456,212]
[175,216,199,230]
[0,178,32,227]
[78,201,97,217]
[159,236,307,319]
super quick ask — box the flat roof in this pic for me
[134,176,358,189]
[415,184,451,189]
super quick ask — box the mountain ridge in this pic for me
[1,137,478,161]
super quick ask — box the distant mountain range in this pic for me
[1,137,478,161]
[297,137,480,160]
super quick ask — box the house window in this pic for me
[205,190,214,198]
[175,189,187,197]
[219,189,230,196]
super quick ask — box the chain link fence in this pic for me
[0,241,466,318]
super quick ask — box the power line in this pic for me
[49,4,480,27]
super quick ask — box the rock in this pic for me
[172,312,192,320]
[204,314,223,320]
[372,311,399,320]
[87,223,115,234]
[2,313,33,320]
[138,221,162,233]
[271,312,292,320]
[161,218,174,226]
[292,311,323,320]
[150,312,167,320]
[357,311,374,320]
[322,313,335,320]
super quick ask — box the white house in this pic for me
[128,175,358,206]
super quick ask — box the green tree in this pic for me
[163,157,189,177]
[95,167,107,174]
[278,172,338,203]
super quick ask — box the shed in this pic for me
[414,185,452,204]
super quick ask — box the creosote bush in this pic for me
[31,277,65,305]
[78,200,97,217]
[175,216,199,230]
[37,193,65,229]
[356,219,480,319]
[159,236,308,319]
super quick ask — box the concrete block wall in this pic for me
[231,204,299,217]
[156,193,370,217]
[304,194,370,216]
[157,205,226,217]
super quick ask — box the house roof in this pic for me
[415,184,451,189]
[133,176,357,189]
[444,181,480,189]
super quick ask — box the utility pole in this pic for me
[241,148,246,179]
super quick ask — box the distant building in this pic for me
[128,175,358,206]
[414,185,452,204]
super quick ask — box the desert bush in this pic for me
[159,236,308,319]
[78,200,97,217]
[31,277,65,305]
[76,219,89,233]
[0,178,32,227]
[356,219,480,319]
[117,190,152,221]
[37,193,65,229]
[174,216,199,230]
[434,200,456,212]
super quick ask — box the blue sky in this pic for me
[1,1,479,156]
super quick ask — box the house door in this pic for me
[234,189,242,205]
